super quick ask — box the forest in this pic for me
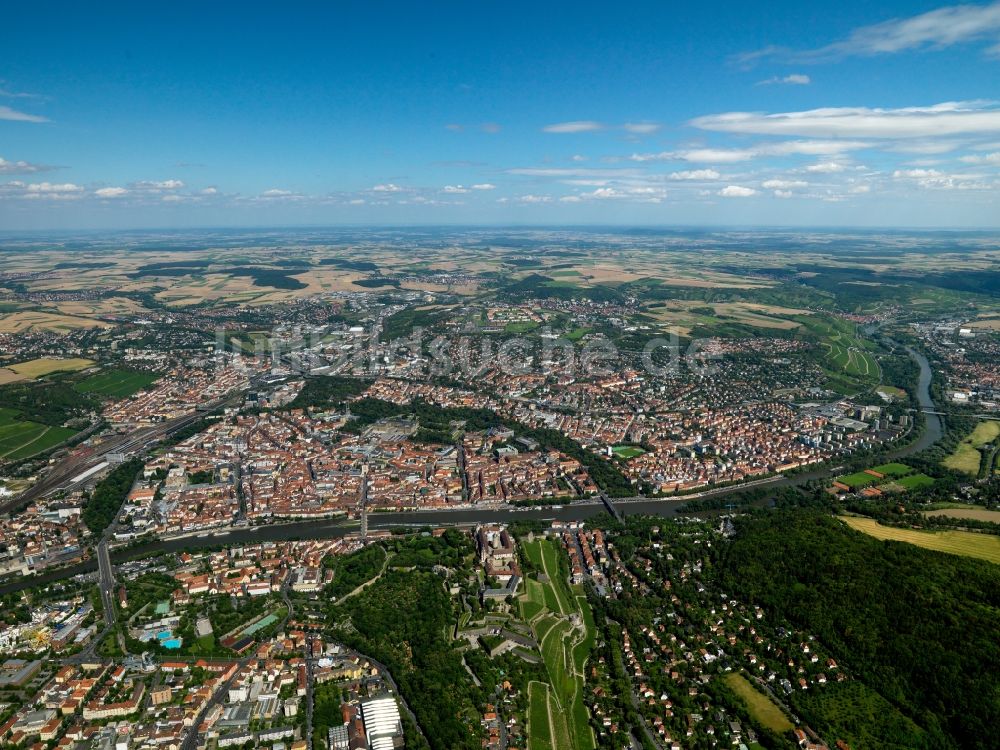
[715,511,1000,750]
[82,457,144,534]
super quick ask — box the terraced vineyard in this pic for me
[796,315,881,384]
[520,538,596,750]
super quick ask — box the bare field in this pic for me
[0,369,26,385]
[645,300,806,331]
[0,311,113,333]
[9,357,96,378]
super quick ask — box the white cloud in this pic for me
[888,140,964,154]
[442,185,469,193]
[543,120,605,133]
[262,188,293,196]
[740,2,1000,63]
[27,182,82,194]
[0,105,48,123]
[757,74,811,85]
[1,181,84,200]
[691,101,1000,139]
[0,157,54,174]
[571,154,587,162]
[631,148,755,163]
[893,168,942,178]
[762,179,808,189]
[623,122,661,134]
[161,194,184,202]
[0,84,44,100]
[517,194,552,203]
[960,150,1000,163]
[506,167,641,178]
[133,179,185,190]
[630,140,868,164]
[893,168,992,189]
[370,183,404,192]
[669,169,721,180]
[806,162,848,173]
[95,187,128,198]
[567,186,667,203]
[471,183,496,190]
[199,187,219,195]
[818,2,1000,58]
[718,185,758,197]
[773,189,794,198]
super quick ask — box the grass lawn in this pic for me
[894,473,935,489]
[504,321,540,334]
[8,357,94,378]
[841,516,1000,565]
[520,581,546,622]
[0,407,76,460]
[75,368,159,398]
[870,462,913,478]
[723,673,793,733]
[944,421,1000,475]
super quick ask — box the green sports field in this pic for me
[74,369,159,398]
[611,445,645,459]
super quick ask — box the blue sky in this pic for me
[3,1,1000,229]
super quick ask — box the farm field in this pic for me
[643,300,805,336]
[923,508,1000,523]
[520,538,595,750]
[8,357,95,379]
[943,421,1000,475]
[723,673,793,733]
[0,311,112,333]
[0,407,76,462]
[840,516,1000,564]
[75,369,159,398]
